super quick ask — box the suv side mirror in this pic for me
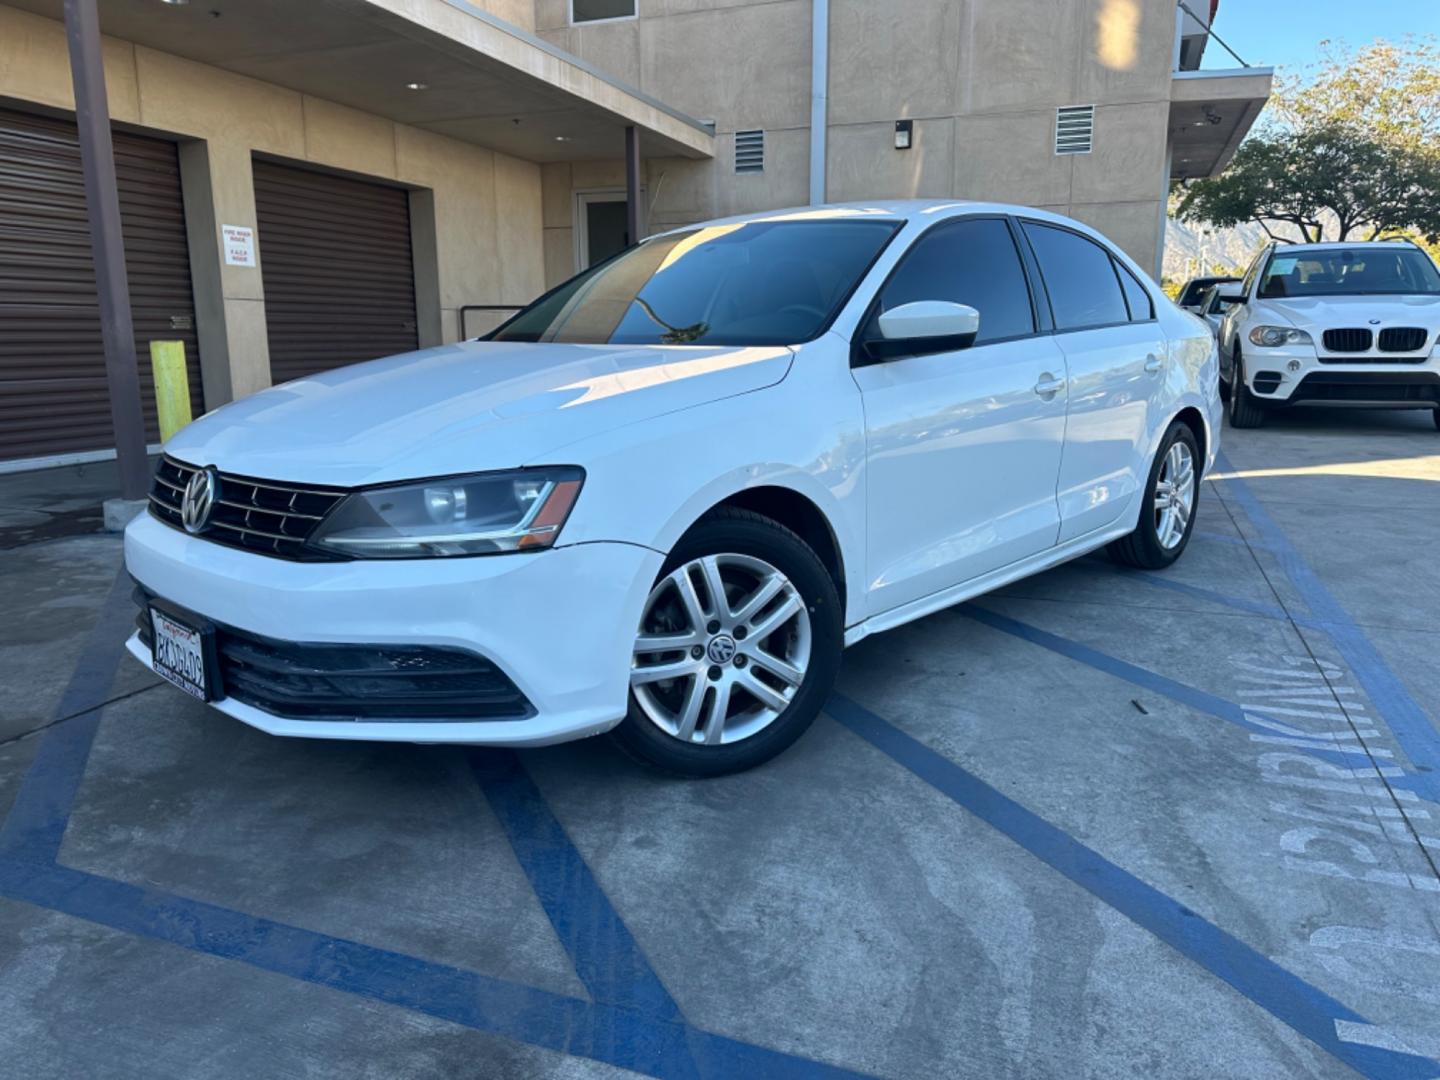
[1216,288,1245,304]
[865,301,980,360]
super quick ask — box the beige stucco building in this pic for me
[0,0,1269,469]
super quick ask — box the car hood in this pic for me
[166,340,794,486]
[1257,294,1440,331]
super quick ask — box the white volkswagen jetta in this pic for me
[126,201,1219,776]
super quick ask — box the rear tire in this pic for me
[1228,349,1266,429]
[612,508,842,777]
[1107,420,1200,570]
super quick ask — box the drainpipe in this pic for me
[64,0,149,501]
[809,0,828,205]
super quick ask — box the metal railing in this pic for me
[1176,0,1252,69]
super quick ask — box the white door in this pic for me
[854,216,1069,617]
[1020,221,1165,542]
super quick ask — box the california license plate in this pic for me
[150,607,211,701]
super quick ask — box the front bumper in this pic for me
[124,512,664,746]
[1243,350,1440,406]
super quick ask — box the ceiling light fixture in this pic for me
[554,135,572,142]
[160,0,191,5]
[405,82,428,91]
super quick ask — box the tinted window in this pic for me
[1258,247,1440,298]
[875,217,1035,344]
[492,219,899,347]
[571,0,635,21]
[1115,260,1154,321]
[1023,222,1129,331]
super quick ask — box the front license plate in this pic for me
[150,607,211,701]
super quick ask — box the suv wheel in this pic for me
[1228,348,1266,429]
[613,508,842,776]
[1108,420,1200,570]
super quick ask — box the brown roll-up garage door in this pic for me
[252,159,418,384]
[0,107,204,464]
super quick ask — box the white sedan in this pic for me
[126,200,1219,776]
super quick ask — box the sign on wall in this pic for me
[222,224,256,267]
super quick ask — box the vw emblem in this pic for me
[181,467,218,534]
[706,634,737,665]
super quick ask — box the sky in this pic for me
[1210,0,1440,74]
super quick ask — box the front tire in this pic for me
[1107,420,1200,570]
[1228,349,1266,429]
[612,508,842,777]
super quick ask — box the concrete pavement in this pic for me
[1,406,1437,1078]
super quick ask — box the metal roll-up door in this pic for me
[0,106,203,464]
[252,159,418,383]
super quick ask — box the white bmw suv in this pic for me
[1217,241,1440,429]
[126,201,1218,776]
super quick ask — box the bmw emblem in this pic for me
[1368,318,1382,325]
[181,467,218,534]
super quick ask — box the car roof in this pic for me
[653,198,1086,233]
[1273,241,1421,253]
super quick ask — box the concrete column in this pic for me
[625,125,641,246]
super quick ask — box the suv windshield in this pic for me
[492,219,900,347]
[1258,247,1440,298]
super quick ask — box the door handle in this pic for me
[1033,374,1066,396]
[1144,354,1163,374]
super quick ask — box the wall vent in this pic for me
[1054,105,1095,155]
[735,129,765,173]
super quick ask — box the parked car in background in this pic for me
[126,201,1219,776]
[1217,241,1440,429]
[1197,284,1236,339]
[1177,274,1241,312]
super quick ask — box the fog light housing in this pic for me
[1287,359,1302,373]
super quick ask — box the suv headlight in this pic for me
[310,467,584,558]
[1249,326,1312,348]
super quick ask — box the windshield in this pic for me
[1258,248,1440,298]
[492,219,901,347]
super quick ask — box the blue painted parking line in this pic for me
[1213,452,1440,805]
[959,604,1374,774]
[825,691,1440,1080]
[0,856,866,1080]
[471,749,685,1023]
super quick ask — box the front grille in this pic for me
[132,585,533,721]
[1378,327,1428,353]
[149,455,347,560]
[1292,371,1440,404]
[1322,328,1372,353]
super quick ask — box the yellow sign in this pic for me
[149,340,193,442]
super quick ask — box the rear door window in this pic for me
[1021,222,1129,331]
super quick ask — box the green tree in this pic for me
[1270,36,1440,151]
[1175,36,1440,244]
[1175,124,1440,243]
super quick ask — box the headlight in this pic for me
[310,467,584,558]
[1248,326,1312,348]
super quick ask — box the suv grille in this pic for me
[1322,328,1372,353]
[149,455,347,560]
[1378,327,1428,353]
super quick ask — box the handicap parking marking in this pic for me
[470,748,685,1023]
[824,691,1440,1080]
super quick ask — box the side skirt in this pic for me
[843,521,1136,648]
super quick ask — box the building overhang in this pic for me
[5,0,715,163]
[1169,67,1273,179]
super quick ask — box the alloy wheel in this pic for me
[1153,440,1196,549]
[631,553,812,746]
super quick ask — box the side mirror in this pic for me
[866,301,980,360]
[1216,288,1245,304]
